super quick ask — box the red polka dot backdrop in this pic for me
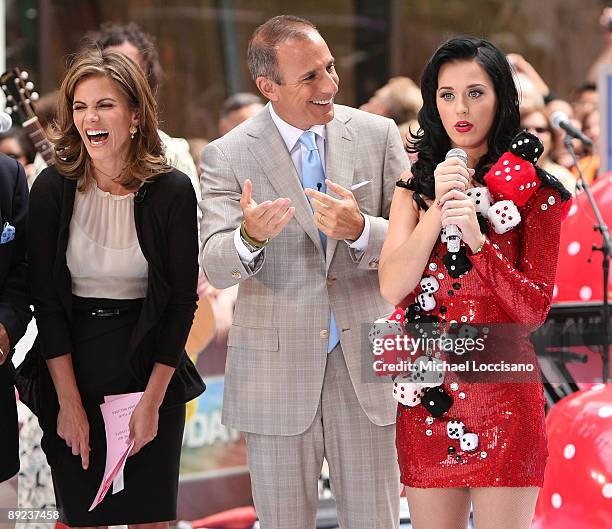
[554,173,612,303]
[532,383,612,529]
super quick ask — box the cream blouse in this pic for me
[66,181,148,299]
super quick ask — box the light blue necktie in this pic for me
[298,130,340,353]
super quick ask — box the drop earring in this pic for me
[129,125,137,139]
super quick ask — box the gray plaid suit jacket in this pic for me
[199,104,409,435]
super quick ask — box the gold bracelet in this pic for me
[240,221,269,248]
[472,234,486,255]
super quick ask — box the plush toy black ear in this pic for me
[511,130,544,164]
[443,246,472,278]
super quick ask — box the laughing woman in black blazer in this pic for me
[0,153,31,510]
[23,48,204,527]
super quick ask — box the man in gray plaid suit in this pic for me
[199,15,409,529]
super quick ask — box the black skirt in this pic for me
[41,296,186,526]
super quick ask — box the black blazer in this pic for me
[0,154,31,482]
[25,165,205,406]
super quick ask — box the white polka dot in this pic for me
[495,170,501,176]
[514,165,521,170]
[603,483,612,499]
[567,241,581,256]
[568,204,578,217]
[563,444,576,459]
[551,493,562,509]
[580,286,592,301]
[553,285,558,298]
[506,175,512,181]
[598,406,612,418]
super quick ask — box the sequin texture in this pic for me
[395,186,564,488]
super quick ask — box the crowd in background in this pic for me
[0,8,610,524]
[5,9,611,196]
[1,8,609,362]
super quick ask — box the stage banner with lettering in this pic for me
[180,376,247,479]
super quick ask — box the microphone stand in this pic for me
[564,136,610,382]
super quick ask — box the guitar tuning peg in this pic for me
[25,81,34,91]
[12,105,18,111]
[19,88,25,94]
[30,92,39,101]
[20,71,28,80]
[1,84,6,90]
[6,95,13,102]
[5,107,12,114]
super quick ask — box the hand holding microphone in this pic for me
[434,149,472,202]
[434,149,472,252]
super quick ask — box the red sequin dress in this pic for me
[395,185,564,488]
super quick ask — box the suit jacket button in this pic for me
[326,274,336,286]
[320,329,329,338]
[368,259,379,269]
[231,269,242,279]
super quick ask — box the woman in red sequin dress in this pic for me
[379,37,570,529]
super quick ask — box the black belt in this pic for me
[89,306,139,318]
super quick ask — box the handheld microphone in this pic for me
[550,111,593,147]
[0,112,13,133]
[443,148,468,253]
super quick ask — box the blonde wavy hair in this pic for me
[50,46,169,190]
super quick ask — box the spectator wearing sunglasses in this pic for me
[521,109,577,195]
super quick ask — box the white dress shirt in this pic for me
[235,102,370,264]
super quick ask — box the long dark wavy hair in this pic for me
[406,36,520,199]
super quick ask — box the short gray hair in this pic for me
[247,15,317,84]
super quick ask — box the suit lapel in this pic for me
[324,109,356,270]
[247,111,324,255]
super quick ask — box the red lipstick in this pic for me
[454,120,473,133]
